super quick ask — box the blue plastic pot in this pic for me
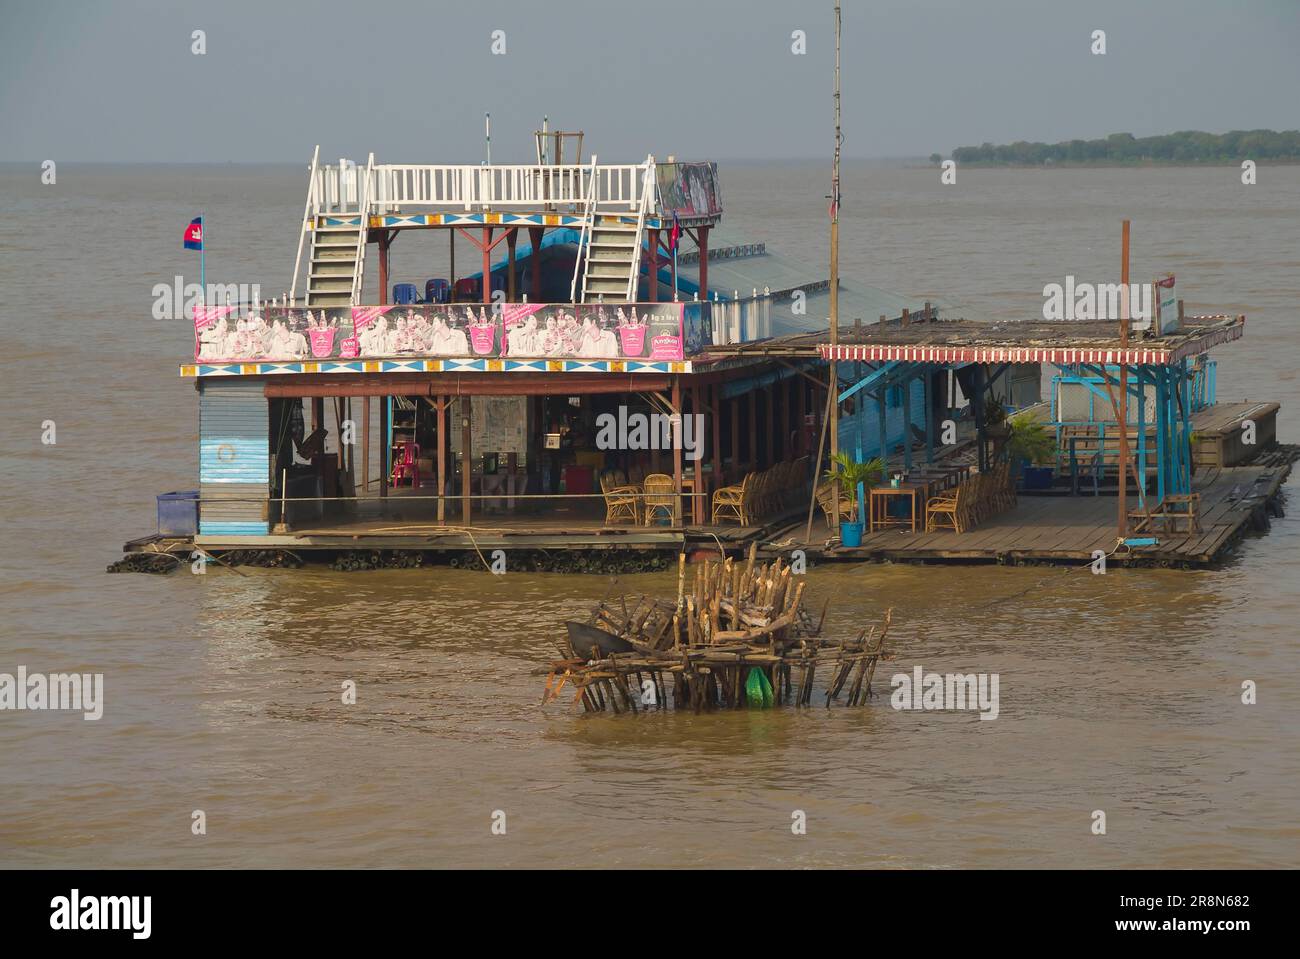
[840,520,864,548]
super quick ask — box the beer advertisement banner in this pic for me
[193,303,686,363]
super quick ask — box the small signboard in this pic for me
[1155,274,1177,335]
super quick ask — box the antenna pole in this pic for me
[829,2,842,528]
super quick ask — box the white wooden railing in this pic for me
[305,159,654,216]
[289,144,321,304]
[569,156,600,302]
[623,156,657,300]
[349,153,375,304]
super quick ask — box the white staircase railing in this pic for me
[350,153,375,305]
[625,154,656,300]
[569,156,599,302]
[289,144,321,304]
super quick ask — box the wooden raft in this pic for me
[540,543,893,713]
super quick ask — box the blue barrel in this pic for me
[392,282,421,304]
[157,491,199,536]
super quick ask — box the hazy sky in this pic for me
[2,0,1297,163]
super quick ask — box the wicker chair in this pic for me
[815,480,854,530]
[642,473,678,526]
[712,472,753,525]
[926,480,968,533]
[600,471,641,526]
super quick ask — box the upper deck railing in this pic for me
[308,158,654,216]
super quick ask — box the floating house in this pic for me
[147,134,1291,570]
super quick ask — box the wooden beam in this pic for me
[437,396,446,523]
[506,228,518,302]
[710,383,722,490]
[362,396,371,494]
[379,396,389,499]
[461,395,472,523]
[672,377,683,525]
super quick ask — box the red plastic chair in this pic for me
[391,442,420,488]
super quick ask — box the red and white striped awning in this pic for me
[816,318,1243,367]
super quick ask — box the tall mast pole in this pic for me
[829,2,842,527]
[1117,219,1131,538]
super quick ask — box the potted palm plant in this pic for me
[1006,412,1057,489]
[825,452,885,547]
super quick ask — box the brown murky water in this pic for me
[1,163,1297,867]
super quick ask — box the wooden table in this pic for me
[868,483,926,533]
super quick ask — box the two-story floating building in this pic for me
[154,135,1289,570]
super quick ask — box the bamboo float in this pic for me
[540,546,893,713]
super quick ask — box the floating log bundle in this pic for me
[540,543,892,713]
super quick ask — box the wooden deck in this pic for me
[771,447,1297,568]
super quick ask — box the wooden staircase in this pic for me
[291,147,372,308]
[575,156,655,303]
[580,221,641,302]
[305,219,363,307]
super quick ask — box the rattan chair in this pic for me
[926,480,968,533]
[642,473,678,526]
[712,472,752,525]
[600,471,641,526]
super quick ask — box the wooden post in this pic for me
[780,375,790,460]
[449,229,456,299]
[747,388,758,468]
[362,396,371,494]
[790,374,800,454]
[461,395,472,523]
[506,229,517,302]
[698,225,710,301]
[766,381,776,465]
[730,396,740,471]
[379,396,389,499]
[672,377,683,524]
[481,227,493,304]
[710,384,722,493]
[1118,219,1131,537]
[378,230,390,305]
[436,396,447,523]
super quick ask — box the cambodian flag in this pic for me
[183,217,203,250]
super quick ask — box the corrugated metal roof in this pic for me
[665,230,942,336]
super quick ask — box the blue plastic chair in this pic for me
[392,283,421,305]
[425,279,450,304]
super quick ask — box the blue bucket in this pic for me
[840,520,864,548]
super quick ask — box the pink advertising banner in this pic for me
[193,303,685,363]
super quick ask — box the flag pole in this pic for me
[200,214,206,305]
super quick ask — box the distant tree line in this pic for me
[940,130,1300,165]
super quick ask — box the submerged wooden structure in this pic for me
[539,545,893,713]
